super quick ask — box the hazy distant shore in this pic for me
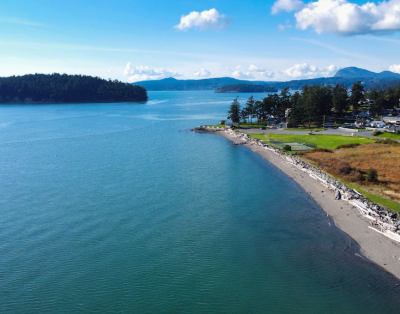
[196,127,400,280]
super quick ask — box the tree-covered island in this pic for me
[215,84,277,93]
[0,73,148,104]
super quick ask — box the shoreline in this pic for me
[197,127,400,280]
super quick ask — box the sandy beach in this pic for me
[213,130,400,280]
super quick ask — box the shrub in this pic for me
[310,148,332,153]
[348,170,365,183]
[366,168,379,182]
[282,145,291,152]
[372,130,383,136]
[220,120,226,125]
[375,138,399,145]
[336,143,360,149]
[338,163,353,175]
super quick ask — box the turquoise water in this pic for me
[1,91,399,313]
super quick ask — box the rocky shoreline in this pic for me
[193,126,400,242]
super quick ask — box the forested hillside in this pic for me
[0,73,148,103]
[215,84,277,93]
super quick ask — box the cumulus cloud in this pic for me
[194,67,211,77]
[232,70,255,79]
[248,64,265,72]
[389,64,400,73]
[271,0,305,14]
[284,0,400,36]
[174,8,231,31]
[124,63,182,82]
[262,71,276,78]
[284,63,339,78]
[247,65,277,78]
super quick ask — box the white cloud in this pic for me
[262,71,276,78]
[272,0,305,14]
[194,67,211,77]
[284,63,339,78]
[247,65,277,78]
[124,63,182,82]
[291,0,400,35]
[174,8,231,31]
[232,70,255,79]
[389,64,400,73]
[248,64,265,72]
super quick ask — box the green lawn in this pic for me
[267,134,374,150]
[207,125,225,128]
[375,132,400,140]
[246,133,268,141]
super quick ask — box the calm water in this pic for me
[1,91,399,313]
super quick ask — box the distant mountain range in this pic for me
[334,67,400,79]
[133,67,400,91]
[133,77,269,91]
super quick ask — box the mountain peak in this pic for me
[334,67,400,79]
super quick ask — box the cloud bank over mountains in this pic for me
[124,63,182,82]
[174,8,231,31]
[273,0,400,36]
[194,68,211,77]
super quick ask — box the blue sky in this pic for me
[2,0,400,82]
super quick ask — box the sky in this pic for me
[2,0,400,82]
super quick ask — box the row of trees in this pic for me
[227,82,399,127]
[0,73,148,103]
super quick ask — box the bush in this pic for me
[282,145,291,152]
[310,148,332,153]
[366,168,379,182]
[336,143,360,149]
[220,120,226,125]
[375,138,399,145]
[372,130,383,136]
[338,162,353,175]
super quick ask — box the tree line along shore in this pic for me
[0,73,148,103]
[226,82,400,128]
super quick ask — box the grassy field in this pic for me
[246,133,268,141]
[303,143,400,212]
[267,134,374,149]
[374,132,400,140]
[207,125,225,128]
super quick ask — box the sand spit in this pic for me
[194,127,400,280]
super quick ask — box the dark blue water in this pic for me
[1,91,399,313]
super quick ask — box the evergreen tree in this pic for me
[277,87,291,118]
[254,100,262,125]
[244,95,255,123]
[349,81,364,111]
[240,108,248,124]
[332,83,348,117]
[288,91,303,127]
[227,97,241,124]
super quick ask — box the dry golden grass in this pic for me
[304,143,400,202]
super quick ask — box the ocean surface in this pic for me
[1,91,400,314]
